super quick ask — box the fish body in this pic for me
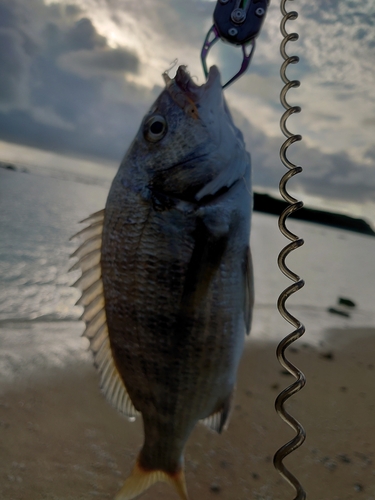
[72,66,253,500]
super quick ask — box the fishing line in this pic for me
[164,58,179,76]
[273,0,307,498]
[200,0,307,496]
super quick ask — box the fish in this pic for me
[71,65,254,500]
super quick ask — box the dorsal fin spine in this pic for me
[69,249,101,273]
[81,295,105,322]
[70,235,101,259]
[70,220,103,240]
[85,309,106,338]
[73,264,101,290]
[76,279,102,307]
[71,209,139,421]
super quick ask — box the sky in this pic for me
[0,0,374,223]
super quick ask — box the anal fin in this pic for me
[200,391,234,434]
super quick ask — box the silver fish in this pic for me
[71,65,253,500]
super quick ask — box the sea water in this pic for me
[0,166,374,381]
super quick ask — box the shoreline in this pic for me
[1,328,374,500]
[2,165,374,237]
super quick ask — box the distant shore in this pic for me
[253,192,375,237]
[1,162,374,237]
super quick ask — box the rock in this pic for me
[337,454,351,464]
[320,352,334,361]
[327,307,350,318]
[210,483,221,493]
[338,297,356,308]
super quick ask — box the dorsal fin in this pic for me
[70,210,139,421]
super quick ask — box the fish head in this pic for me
[122,65,250,202]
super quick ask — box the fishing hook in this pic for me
[274,0,307,499]
[201,0,269,88]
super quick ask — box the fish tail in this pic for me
[114,456,189,500]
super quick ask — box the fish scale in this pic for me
[72,65,253,500]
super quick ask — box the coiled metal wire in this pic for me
[273,1,307,498]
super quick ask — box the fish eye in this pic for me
[144,115,167,143]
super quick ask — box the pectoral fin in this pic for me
[195,148,249,201]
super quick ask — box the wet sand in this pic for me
[1,328,374,500]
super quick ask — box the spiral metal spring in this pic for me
[273,1,307,499]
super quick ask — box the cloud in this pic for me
[0,0,40,108]
[299,1,375,93]
[106,0,213,47]
[64,16,106,51]
[364,146,375,162]
[0,0,374,211]
[0,0,145,161]
[0,105,133,160]
[0,28,30,104]
[231,109,375,205]
[59,46,139,78]
[42,16,107,55]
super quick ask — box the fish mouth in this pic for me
[174,65,220,95]
[163,65,222,108]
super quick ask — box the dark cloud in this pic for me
[232,110,375,205]
[43,17,107,55]
[0,29,30,103]
[30,58,102,123]
[60,47,139,77]
[302,0,373,24]
[363,118,375,127]
[65,4,82,18]
[364,146,375,161]
[0,0,142,160]
[65,17,105,50]
[354,27,368,40]
[0,0,373,209]
[82,47,139,72]
[0,49,147,161]
[0,0,38,105]
[0,101,138,161]
[0,1,17,29]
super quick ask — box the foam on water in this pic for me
[0,169,106,323]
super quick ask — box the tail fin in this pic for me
[114,457,189,500]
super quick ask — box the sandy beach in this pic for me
[1,325,375,500]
